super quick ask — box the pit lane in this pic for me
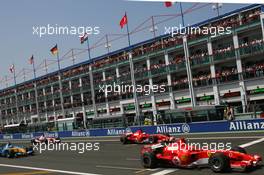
[0,132,263,175]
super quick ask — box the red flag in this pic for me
[29,55,34,65]
[164,1,173,7]
[9,64,15,73]
[119,13,128,29]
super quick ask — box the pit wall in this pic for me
[1,119,264,140]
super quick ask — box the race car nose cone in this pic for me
[254,155,262,161]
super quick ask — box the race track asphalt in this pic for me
[0,131,263,175]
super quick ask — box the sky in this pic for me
[0,0,249,89]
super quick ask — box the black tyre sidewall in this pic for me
[141,152,157,168]
[209,153,230,173]
[6,150,15,158]
[120,136,128,144]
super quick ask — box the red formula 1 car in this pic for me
[120,129,175,144]
[141,139,262,172]
[31,135,61,145]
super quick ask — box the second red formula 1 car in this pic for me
[140,138,262,172]
[120,129,175,144]
[31,135,61,145]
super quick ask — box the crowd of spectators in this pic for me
[211,8,260,29]
[239,39,263,48]
[213,45,233,55]
[244,62,264,78]
[242,9,260,24]
[215,68,238,83]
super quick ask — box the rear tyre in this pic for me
[120,136,128,144]
[56,138,61,144]
[209,152,230,173]
[6,150,15,158]
[31,140,37,145]
[231,146,247,154]
[141,152,157,168]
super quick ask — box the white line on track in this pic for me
[239,137,264,148]
[95,165,143,171]
[96,165,160,172]
[0,164,100,175]
[150,169,178,175]
[186,136,264,140]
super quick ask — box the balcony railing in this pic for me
[150,66,167,76]
[216,73,239,84]
[135,71,149,80]
[190,55,210,66]
[53,92,60,99]
[239,42,264,56]
[213,49,236,61]
[168,62,186,73]
[171,82,189,91]
[243,69,264,79]
[193,78,213,87]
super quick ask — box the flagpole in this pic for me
[177,3,196,107]
[23,68,26,82]
[55,45,66,122]
[56,46,61,71]
[179,2,185,27]
[87,37,91,60]
[13,64,17,86]
[125,12,131,47]
[71,49,75,65]
[44,59,48,74]
[31,56,40,124]
[12,64,19,124]
[32,58,37,79]
[151,16,157,38]
[105,34,110,53]
[124,12,140,125]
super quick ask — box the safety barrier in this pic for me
[0,119,264,140]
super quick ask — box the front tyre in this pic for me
[120,136,128,144]
[209,152,230,173]
[141,152,157,168]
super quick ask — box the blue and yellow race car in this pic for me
[0,143,34,158]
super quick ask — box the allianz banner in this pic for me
[0,119,263,140]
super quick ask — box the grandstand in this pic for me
[0,4,264,133]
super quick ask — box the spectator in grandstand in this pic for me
[226,105,234,121]
[144,117,152,126]
[243,61,264,78]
